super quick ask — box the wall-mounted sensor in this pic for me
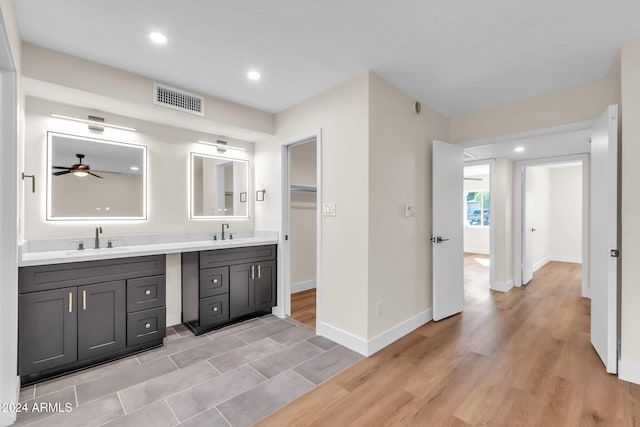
[413,101,422,114]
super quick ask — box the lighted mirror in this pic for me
[47,132,147,220]
[191,153,249,218]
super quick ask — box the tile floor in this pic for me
[15,316,363,427]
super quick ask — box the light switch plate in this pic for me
[322,202,336,216]
[405,204,417,217]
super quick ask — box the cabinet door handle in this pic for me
[82,290,87,310]
[257,264,261,279]
[68,292,73,313]
[145,289,151,295]
[250,265,255,279]
[145,323,151,329]
[213,278,218,284]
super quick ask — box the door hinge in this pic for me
[285,235,289,241]
[611,249,619,258]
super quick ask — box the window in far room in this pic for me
[465,190,490,226]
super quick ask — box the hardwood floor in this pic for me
[257,261,640,426]
[291,289,316,328]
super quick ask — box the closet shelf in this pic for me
[290,184,317,193]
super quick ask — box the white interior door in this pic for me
[432,140,464,321]
[522,168,535,284]
[590,105,618,374]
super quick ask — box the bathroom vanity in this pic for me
[17,233,278,383]
[18,255,166,385]
[181,244,277,335]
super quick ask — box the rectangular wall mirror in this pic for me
[47,132,147,220]
[191,152,249,218]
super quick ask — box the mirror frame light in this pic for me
[189,152,250,219]
[46,131,148,221]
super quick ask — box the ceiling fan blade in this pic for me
[52,165,70,169]
[88,172,104,179]
[93,170,122,175]
[52,170,71,176]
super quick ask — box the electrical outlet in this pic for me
[376,302,382,317]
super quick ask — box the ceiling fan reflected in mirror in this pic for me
[52,154,103,179]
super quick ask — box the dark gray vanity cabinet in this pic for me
[18,255,166,384]
[182,245,277,335]
[229,260,276,318]
[77,280,126,360]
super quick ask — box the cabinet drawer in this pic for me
[20,255,166,293]
[127,307,166,347]
[199,294,229,327]
[199,267,229,298]
[200,245,276,269]
[127,275,166,313]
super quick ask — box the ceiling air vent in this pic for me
[153,83,204,116]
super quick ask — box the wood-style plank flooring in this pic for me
[258,258,640,426]
[291,289,316,328]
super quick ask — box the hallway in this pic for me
[257,261,640,426]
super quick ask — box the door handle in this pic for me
[82,290,87,310]
[531,228,537,232]
[250,265,255,279]
[431,236,450,243]
[257,264,261,279]
[68,292,73,313]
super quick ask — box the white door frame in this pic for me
[280,130,322,328]
[0,13,20,427]
[463,159,496,290]
[513,154,590,298]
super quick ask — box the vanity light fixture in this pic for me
[197,140,247,152]
[514,146,525,153]
[50,114,137,132]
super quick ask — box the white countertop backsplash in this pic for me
[19,230,279,267]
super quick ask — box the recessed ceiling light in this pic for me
[514,146,525,153]
[247,70,261,81]
[149,32,167,44]
[130,166,139,171]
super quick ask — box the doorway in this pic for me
[515,155,589,297]
[463,162,495,298]
[281,134,321,330]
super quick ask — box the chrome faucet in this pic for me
[94,226,103,249]
[221,223,229,240]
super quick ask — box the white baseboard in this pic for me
[317,308,433,357]
[492,280,514,293]
[464,248,490,255]
[619,360,640,385]
[291,280,316,293]
[367,308,433,356]
[166,313,182,327]
[533,257,551,272]
[316,322,369,356]
[551,256,582,264]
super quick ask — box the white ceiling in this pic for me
[15,1,640,117]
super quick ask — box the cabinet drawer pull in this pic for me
[68,292,73,313]
[145,323,151,329]
[82,290,87,310]
[213,278,218,284]
[250,265,255,279]
[257,264,261,279]
[213,306,218,312]
[145,289,151,295]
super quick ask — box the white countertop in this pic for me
[19,234,278,267]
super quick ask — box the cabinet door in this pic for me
[78,281,126,360]
[19,288,77,375]
[229,263,254,319]
[254,260,276,313]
